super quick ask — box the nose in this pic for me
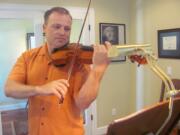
[58,27,65,35]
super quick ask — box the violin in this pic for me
[50,43,94,67]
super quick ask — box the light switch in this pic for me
[112,108,117,116]
[167,66,172,76]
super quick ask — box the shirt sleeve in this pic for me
[7,52,28,84]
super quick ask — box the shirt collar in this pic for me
[38,43,52,65]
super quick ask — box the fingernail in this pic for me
[59,99,64,104]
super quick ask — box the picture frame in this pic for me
[26,33,45,50]
[99,23,126,62]
[26,33,35,50]
[158,28,180,59]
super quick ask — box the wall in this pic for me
[143,0,180,106]
[130,0,180,108]
[0,0,134,128]
[91,0,135,127]
[0,19,33,104]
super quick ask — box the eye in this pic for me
[64,26,71,32]
[52,24,61,30]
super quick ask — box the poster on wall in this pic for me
[99,23,126,62]
[158,28,180,59]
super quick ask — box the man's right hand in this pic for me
[35,79,69,102]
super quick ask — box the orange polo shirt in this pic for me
[8,44,90,135]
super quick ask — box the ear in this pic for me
[43,24,46,33]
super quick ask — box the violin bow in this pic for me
[67,0,92,81]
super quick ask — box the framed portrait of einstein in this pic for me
[99,23,126,62]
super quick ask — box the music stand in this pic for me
[106,97,180,135]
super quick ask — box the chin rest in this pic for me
[106,97,180,135]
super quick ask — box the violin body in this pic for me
[50,43,93,67]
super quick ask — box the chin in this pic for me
[56,42,69,48]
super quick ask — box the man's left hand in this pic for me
[92,41,111,72]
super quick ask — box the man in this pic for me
[4,7,111,135]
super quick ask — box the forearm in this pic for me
[75,67,105,110]
[4,79,38,99]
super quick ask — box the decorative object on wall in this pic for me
[99,23,126,62]
[158,28,180,59]
[26,33,35,50]
[26,33,45,50]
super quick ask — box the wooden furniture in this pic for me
[106,97,180,135]
[1,108,28,135]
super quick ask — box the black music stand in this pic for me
[106,97,180,135]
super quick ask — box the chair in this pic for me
[1,108,28,135]
[106,97,180,135]
[160,78,180,102]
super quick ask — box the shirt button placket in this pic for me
[41,122,44,126]
[41,107,45,111]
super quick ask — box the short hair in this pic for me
[44,7,72,24]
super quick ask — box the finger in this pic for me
[104,41,111,46]
[57,80,69,92]
[100,45,107,52]
[56,81,68,90]
[57,79,69,87]
[53,90,64,104]
[104,41,112,50]
[96,44,107,53]
[55,84,67,98]
[59,99,63,104]
[53,89,63,100]
[59,92,64,104]
[54,86,65,104]
[93,44,99,52]
[53,84,66,100]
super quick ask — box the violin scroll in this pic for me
[129,54,147,66]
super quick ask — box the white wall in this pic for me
[0,19,33,103]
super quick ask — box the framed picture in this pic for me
[158,28,180,59]
[26,33,35,50]
[99,23,126,62]
[26,33,45,50]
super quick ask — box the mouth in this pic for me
[55,37,67,43]
[55,37,66,40]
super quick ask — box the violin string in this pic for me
[67,0,92,81]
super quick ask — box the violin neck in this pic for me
[80,45,93,51]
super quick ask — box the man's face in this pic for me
[43,12,72,51]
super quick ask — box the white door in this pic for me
[0,4,95,135]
